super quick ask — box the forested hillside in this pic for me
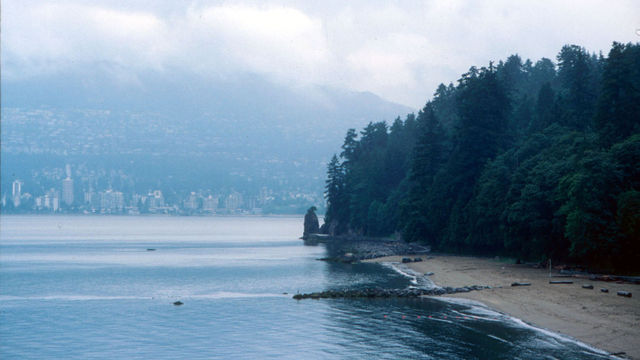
[322,42,640,273]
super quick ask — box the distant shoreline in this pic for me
[0,213,306,218]
[366,255,640,359]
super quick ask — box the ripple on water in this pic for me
[0,216,614,360]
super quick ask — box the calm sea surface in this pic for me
[0,215,612,359]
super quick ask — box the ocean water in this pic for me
[0,215,613,359]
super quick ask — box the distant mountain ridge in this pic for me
[2,68,412,120]
[1,68,412,204]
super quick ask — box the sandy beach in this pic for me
[367,255,640,359]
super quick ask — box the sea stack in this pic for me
[302,206,320,240]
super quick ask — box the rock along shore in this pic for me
[292,285,489,300]
[303,233,430,261]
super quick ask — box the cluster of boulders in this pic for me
[349,242,430,260]
[317,254,358,264]
[318,251,429,265]
[317,239,430,263]
[292,285,490,300]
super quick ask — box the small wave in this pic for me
[509,317,615,358]
[381,262,436,289]
[381,262,419,285]
[436,297,617,358]
[487,334,510,344]
[441,297,508,322]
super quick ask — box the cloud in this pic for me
[321,0,640,105]
[3,3,170,75]
[177,5,331,82]
[3,0,639,107]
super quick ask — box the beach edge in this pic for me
[365,255,639,359]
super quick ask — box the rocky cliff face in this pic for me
[303,206,320,239]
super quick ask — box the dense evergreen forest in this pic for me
[321,42,640,273]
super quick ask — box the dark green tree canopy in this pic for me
[322,42,640,273]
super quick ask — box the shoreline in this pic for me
[0,213,305,218]
[366,255,640,359]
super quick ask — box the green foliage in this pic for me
[594,42,640,145]
[323,42,640,273]
[323,154,348,235]
[401,103,446,243]
[556,45,601,130]
[530,82,556,132]
[617,191,640,256]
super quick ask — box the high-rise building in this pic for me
[148,190,165,211]
[84,191,94,204]
[12,180,22,207]
[100,190,124,213]
[113,191,124,210]
[52,196,60,212]
[61,164,74,206]
[225,192,243,212]
[184,192,198,210]
[62,177,74,206]
[203,195,218,212]
[44,189,59,212]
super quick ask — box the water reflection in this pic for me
[319,255,611,359]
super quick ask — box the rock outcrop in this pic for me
[303,206,320,239]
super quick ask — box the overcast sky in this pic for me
[3,0,639,108]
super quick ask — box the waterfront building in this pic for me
[148,190,165,211]
[12,180,22,207]
[52,197,59,212]
[225,192,243,212]
[62,177,74,205]
[203,195,218,212]
[184,192,199,210]
[100,190,125,213]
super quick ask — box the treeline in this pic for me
[322,42,640,273]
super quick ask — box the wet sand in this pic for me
[367,255,640,359]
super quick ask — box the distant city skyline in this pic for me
[2,162,324,215]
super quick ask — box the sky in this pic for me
[3,0,640,108]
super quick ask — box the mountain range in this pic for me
[1,67,413,202]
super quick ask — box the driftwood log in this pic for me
[617,291,632,298]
